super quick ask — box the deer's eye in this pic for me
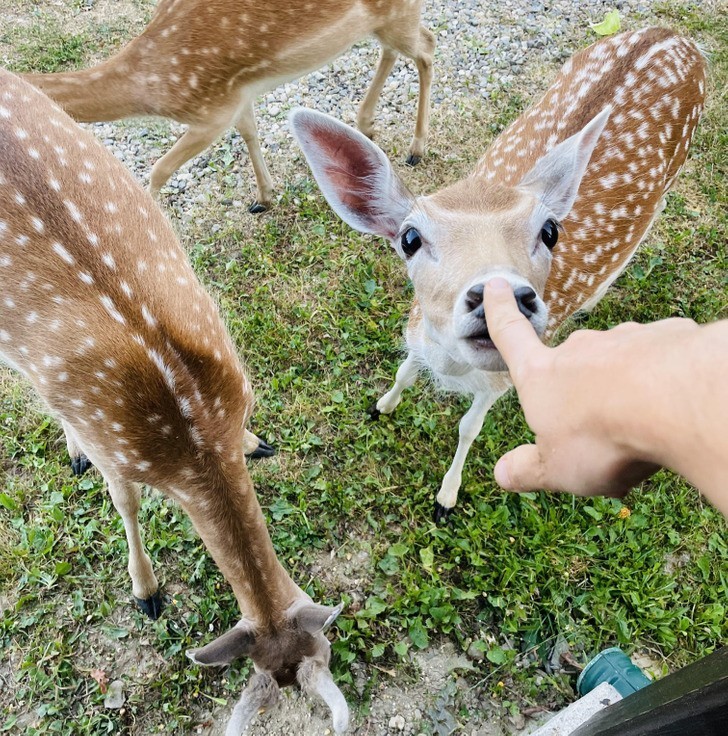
[540,219,559,250]
[401,227,422,257]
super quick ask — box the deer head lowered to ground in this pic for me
[0,69,348,734]
[290,27,707,521]
[21,0,435,214]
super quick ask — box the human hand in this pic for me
[482,278,676,497]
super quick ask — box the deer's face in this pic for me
[186,601,349,733]
[397,180,553,371]
[246,625,331,688]
[290,105,610,373]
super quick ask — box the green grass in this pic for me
[1,1,727,734]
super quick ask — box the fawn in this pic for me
[21,0,435,213]
[0,69,348,733]
[291,27,707,520]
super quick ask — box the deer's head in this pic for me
[188,601,348,733]
[290,107,609,371]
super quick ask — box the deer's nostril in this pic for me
[465,284,484,312]
[514,286,538,319]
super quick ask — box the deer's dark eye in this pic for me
[401,227,422,257]
[541,219,559,250]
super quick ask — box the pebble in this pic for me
[103,680,125,709]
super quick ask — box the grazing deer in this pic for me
[0,69,348,733]
[21,0,435,214]
[290,27,707,521]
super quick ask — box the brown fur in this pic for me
[0,67,303,629]
[474,27,706,332]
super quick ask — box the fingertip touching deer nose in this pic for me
[513,286,539,319]
[466,283,538,322]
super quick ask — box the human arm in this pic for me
[483,277,728,516]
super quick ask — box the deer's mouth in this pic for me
[465,326,495,350]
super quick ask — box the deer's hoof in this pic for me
[367,404,381,421]
[433,502,454,524]
[405,153,422,167]
[249,201,268,214]
[135,590,164,620]
[248,438,275,459]
[71,454,93,476]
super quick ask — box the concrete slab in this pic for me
[524,683,623,736]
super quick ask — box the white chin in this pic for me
[464,341,508,371]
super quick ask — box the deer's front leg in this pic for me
[234,99,274,214]
[370,352,420,419]
[434,388,502,523]
[106,477,162,619]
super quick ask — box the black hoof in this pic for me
[405,154,422,167]
[71,454,93,476]
[134,590,164,620]
[249,201,268,214]
[248,438,275,459]
[433,502,454,524]
[368,404,381,421]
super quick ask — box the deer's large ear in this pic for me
[289,601,344,635]
[289,108,413,240]
[186,620,256,666]
[519,106,611,220]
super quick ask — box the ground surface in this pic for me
[0,0,726,735]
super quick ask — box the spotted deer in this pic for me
[290,27,707,521]
[21,0,435,213]
[0,69,348,734]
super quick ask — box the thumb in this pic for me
[494,444,545,492]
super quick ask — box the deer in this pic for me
[290,27,707,522]
[20,0,435,214]
[0,69,349,734]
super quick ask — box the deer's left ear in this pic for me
[186,619,257,666]
[289,601,344,635]
[289,108,413,240]
[519,106,611,220]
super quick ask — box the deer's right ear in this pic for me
[186,620,256,666]
[289,108,413,240]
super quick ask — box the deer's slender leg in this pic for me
[406,26,435,165]
[371,352,419,418]
[357,47,398,139]
[375,24,435,165]
[434,386,506,523]
[149,117,232,195]
[234,99,274,214]
[62,419,92,476]
[106,477,161,618]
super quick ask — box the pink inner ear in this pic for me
[313,125,380,218]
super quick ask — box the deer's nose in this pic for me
[465,283,539,321]
[513,286,539,319]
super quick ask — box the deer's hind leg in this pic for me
[105,476,162,619]
[374,23,435,165]
[243,429,275,460]
[62,419,92,476]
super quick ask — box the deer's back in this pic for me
[475,27,706,332]
[115,0,420,122]
[0,70,250,485]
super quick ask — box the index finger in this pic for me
[484,278,546,372]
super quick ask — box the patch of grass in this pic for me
[1,0,727,734]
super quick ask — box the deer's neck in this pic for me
[176,461,303,628]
